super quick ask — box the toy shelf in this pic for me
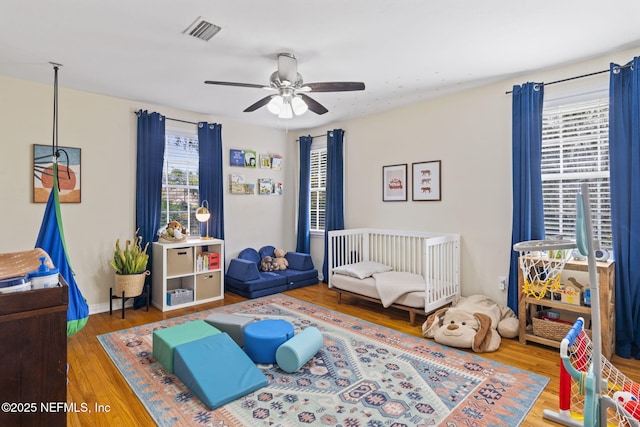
[152,239,224,312]
[517,258,615,359]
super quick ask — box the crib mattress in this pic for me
[330,274,425,308]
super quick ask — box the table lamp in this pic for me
[195,200,212,240]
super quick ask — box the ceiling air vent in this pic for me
[183,17,221,42]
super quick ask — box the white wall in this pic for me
[294,47,640,305]
[2,46,639,312]
[0,75,293,313]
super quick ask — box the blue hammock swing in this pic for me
[35,63,89,336]
[35,162,89,336]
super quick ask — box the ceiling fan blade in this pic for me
[277,53,298,83]
[304,82,365,92]
[205,80,266,89]
[299,94,328,115]
[243,95,274,112]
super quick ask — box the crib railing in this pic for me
[327,228,460,312]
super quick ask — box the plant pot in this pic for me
[114,271,149,298]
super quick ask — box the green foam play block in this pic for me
[152,320,220,373]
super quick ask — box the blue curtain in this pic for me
[198,122,224,239]
[507,83,545,314]
[296,135,313,253]
[322,129,345,282]
[135,110,165,306]
[609,57,640,359]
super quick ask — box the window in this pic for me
[310,146,327,233]
[161,129,200,236]
[541,97,611,249]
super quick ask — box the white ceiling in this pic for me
[2,1,640,131]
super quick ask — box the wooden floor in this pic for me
[67,283,640,426]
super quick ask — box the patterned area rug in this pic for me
[98,295,548,426]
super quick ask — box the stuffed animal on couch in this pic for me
[260,256,278,272]
[421,294,519,353]
[273,248,289,270]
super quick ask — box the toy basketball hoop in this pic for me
[513,239,577,299]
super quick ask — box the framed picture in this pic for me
[412,160,441,201]
[382,164,407,201]
[33,144,81,203]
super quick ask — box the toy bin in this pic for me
[167,248,193,276]
[166,288,194,306]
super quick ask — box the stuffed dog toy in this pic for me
[422,294,519,353]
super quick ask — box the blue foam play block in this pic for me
[244,319,294,364]
[276,326,323,373]
[173,333,268,410]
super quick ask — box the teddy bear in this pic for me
[421,294,519,353]
[260,256,278,272]
[273,248,289,270]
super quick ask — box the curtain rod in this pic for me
[504,63,633,95]
[134,111,332,139]
[134,110,198,125]
[166,117,198,125]
[505,69,609,94]
[295,133,329,142]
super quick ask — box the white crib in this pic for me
[327,228,461,324]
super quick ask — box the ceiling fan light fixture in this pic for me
[291,95,308,115]
[267,95,284,114]
[204,52,364,117]
[278,99,293,119]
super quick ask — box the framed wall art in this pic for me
[382,164,407,201]
[412,160,441,201]
[33,144,81,203]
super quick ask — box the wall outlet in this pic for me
[498,276,507,291]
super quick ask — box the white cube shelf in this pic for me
[152,239,224,312]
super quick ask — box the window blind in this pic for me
[161,132,200,235]
[310,147,327,231]
[541,98,611,249]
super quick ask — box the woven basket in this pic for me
[114,271,149,297]
[158,236,187,244]
[532,314,592,341]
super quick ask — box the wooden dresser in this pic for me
[0,282,68,427]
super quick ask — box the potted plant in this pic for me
[110,229,150,297]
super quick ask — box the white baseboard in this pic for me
[89,298,134,315]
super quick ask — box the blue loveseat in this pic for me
[225,246,318,298]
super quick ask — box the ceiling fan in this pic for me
[204,52,365,118]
